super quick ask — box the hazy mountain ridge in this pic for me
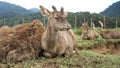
[0,1,32,19]
[101,1,120,17]
[1,1,120,19]
[29,8,39,13]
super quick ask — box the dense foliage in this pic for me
[68,12,120,28]
[0,12,120,28]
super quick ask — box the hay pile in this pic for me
[0,20,46,63]
[0,26,13,38]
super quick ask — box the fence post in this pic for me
[3,18,6,26]
[103,16,106,28]
[116,20,118,28]
[22,17,24,24]
[90,18,93,28]
[75,15,77,29]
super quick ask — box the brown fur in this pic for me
[0,19,46,63]
[6,20,46,62]
[0,26,13,38]
[40,5,77,58]
[0,37,12,63]
[81,23,98,40]
[100,29,120,39]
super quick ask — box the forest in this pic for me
[0,12,120,28]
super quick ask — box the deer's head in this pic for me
[81,22,89,30]
[40,5,71,31]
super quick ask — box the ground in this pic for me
[0,29,120,68]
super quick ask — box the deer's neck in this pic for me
[46,19,57,48]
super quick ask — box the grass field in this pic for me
[0,28,120,68]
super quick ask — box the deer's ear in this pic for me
[60,7,68,18]
[39,5,50,16]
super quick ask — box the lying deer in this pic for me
[100,29,120,39]
[81,22,98,40]
[40,5,77,58]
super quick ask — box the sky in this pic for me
[0,0,119,13]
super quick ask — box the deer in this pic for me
[81,22,98,40]
[100,29,120,39]
[40,5,77,58]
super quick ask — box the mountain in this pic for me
[29,8,39,13]
[101,1,120,18]
[0,1,32,19]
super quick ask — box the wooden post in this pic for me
[80,20,82,27]
[83,17,85,23]
[22,17,24,24]
[103,16,106,28]
[116,20,118,28]
[3,18,5,26]
[75,15,77,29]
[90,18,92,28]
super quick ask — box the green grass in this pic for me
[1,50,119,68]
[115,28,120,31]
[74,28,120,48]
[76,34,107,49]
[73,28,83,35]
[78,50,120,68]
[0,28,120,68]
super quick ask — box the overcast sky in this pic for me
[0,0,119,13]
